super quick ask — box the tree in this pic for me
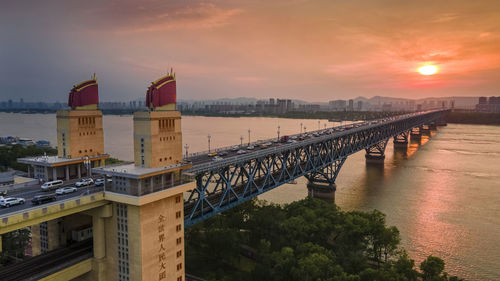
[420,256,445,281]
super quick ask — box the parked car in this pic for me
[55,187,78,195]
[41,180,64,191]
[32,194,57,205]
[0,197,25,208]
[75,178,94,187]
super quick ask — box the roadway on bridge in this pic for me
[186,113,418,167]
[0,184,103,217]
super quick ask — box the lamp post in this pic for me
[324,123,327,130]
[207,134,211,153]
[304,126,307,134]
[184,144,189,159]
[277,125,280,141]
[318,120,320,130]
[240,135,244,147]
[248,129,251,146]
[300,123,303,134]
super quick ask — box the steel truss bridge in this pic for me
[183,110,448,227]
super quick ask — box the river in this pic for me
[1,112,499,280]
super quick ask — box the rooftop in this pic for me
[17,154,109,167]
[92,162,191,179]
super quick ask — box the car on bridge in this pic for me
[218,151,228,156]
[31,194,57,205]
[237,149,247,154]
[55,186,78,195]
[207,152,218,157]
[75,178,94,187]
[0,197,25,208]
[231,146,240,151]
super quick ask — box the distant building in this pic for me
[348,99,354,111]
[328,100,346,111]
[357,101,363,111]
[476,96,500,113]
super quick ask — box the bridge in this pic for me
[182,109,448,226]
[0,109,448,281]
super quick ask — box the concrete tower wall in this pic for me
[133,111,183,168]
[57,110,105,159]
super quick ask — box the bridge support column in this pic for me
[307,182,336,201]
[87,204,112,281]
[305,158,346,200]
[30,224,41,256]
[410,126,422,141]
[365,139,388,164]
[393,131,409,150]
[429,122,437,130]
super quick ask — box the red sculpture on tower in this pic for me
[68,74,99,110]
[146,69,177,110]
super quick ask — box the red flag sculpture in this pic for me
[146,69,177,110]
[68,74,99,109]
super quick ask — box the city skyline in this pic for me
[1,1,500,102]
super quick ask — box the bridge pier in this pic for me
[305,158,346,200]
[307,182,336,201]
[429,122,437,130]
[365,139,388,164]
[393,131,409,150]
[410,126,422,140]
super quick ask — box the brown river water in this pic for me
[1,113,499,280]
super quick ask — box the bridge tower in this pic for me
[92,70,195,281]
[18,75,109,182]
[306,158,346,200]
[365,139,389,164]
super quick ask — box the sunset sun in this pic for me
[418,65,439,75]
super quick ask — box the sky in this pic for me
[1,0,499,102]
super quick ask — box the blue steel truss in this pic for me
[184,110,448,227]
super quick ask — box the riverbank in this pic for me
[0,108,404,121]
[446,111,500,125]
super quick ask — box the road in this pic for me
[0,182,103,216]
[186,112,421,166]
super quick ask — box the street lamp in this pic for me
[207,134,211,152]
[248,129,251,146]
[318,120,320,130]
[324,123,327,130]
[300,123,303,134]
[277,125,280,141]
[304,126,307,134]
[240,135,244,146]
[184,144,189,159]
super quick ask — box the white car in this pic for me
[231,146,240,151]
[237,149,247,154]
[75,178,94,187]
[56,187,78,195]
[0,197,25,207]
[247,145,254,150]
[94,178,105,186]
[212,156,223,161]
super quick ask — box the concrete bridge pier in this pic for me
[410,126,422,141]
[305,158,346,200]
[393,131,409,150]
[307,182,336,201]
[365,139,389,164]
[429,122,437,130]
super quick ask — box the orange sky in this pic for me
[1,0,499,102]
